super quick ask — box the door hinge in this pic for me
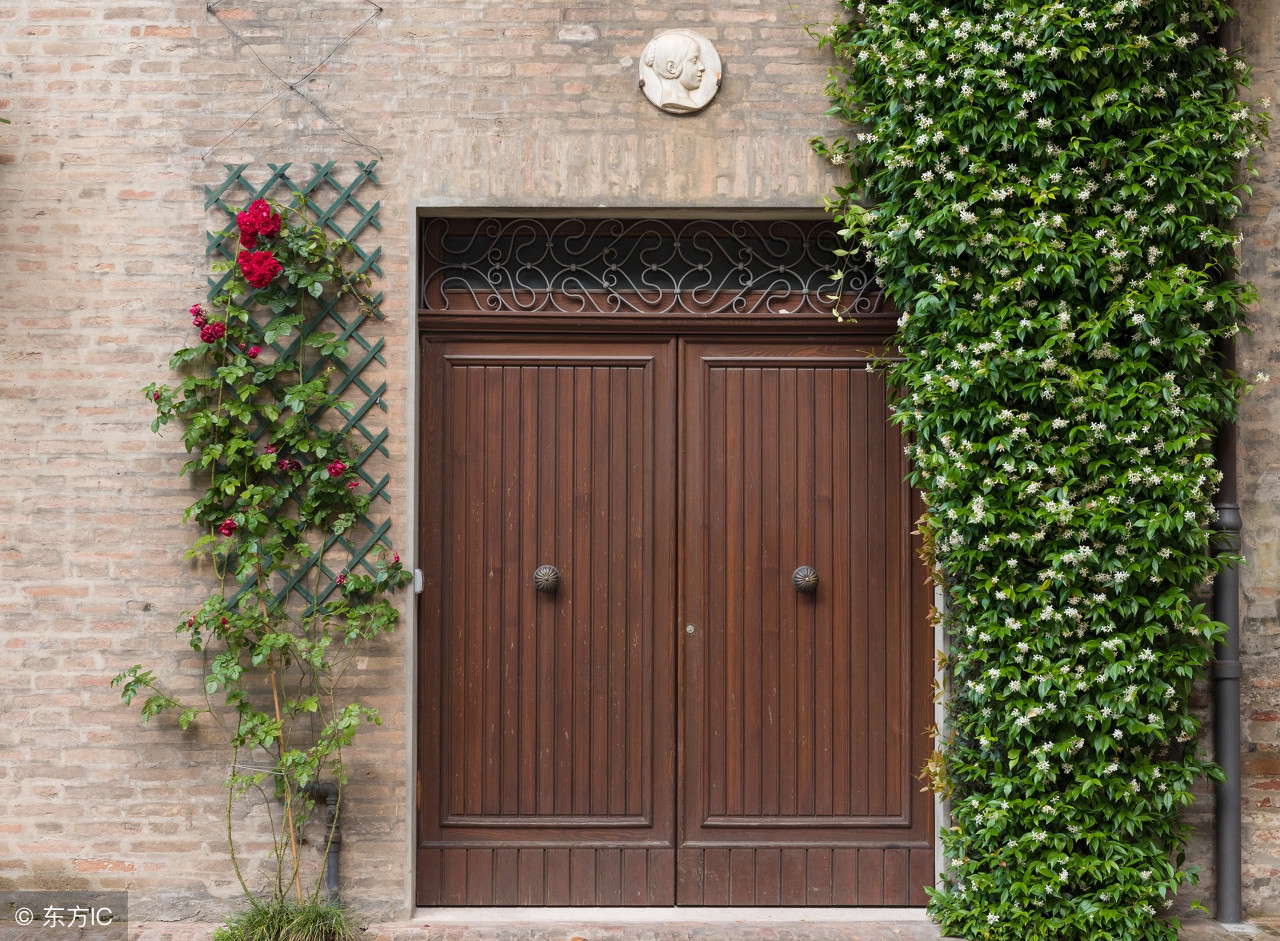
[414,568,424,594]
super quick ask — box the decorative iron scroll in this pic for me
[419,218,885,318]
[205,162,389,609]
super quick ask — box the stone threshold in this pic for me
[376,908,943,941]
[415,907,932,923]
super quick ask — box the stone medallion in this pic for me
[639,29,721,114]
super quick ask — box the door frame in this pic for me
[408,210,944,910]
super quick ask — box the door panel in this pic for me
[418,334,933,906]
[679,339,933,904]
[418,337,678,905]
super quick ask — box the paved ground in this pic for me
[120,914,1280,941]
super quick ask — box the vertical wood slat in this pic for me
[417,848,442,905]
[493,847,518,905]
[866,368,889,820]
[794,366,815,818]
[883,848,910,906]
[482,370,503,817]
[729,848,755,905]
[622,849,648,905]
[813,368,835,819]
[759,368,782,821]
[597,848,622,906]
[703,847,730,905]
[807,848,833,906]
[442,848,467,905]
[467,848,493,905]
[781,848,807,905]
[850,373,871,817]
[570,368,591,817]
[857,849,884,905]
[570,847,596,904]
[607,368,628,820]
[498,370,521,818]
[517,848,543,906]
[777,366,798,820]
[741,368,763,820]
[518,368,539,817]
[833,848,859,905]
[545,848,571,905]
[626,364,646,820]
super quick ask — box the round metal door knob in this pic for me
[792,566,819,594]
[533,564,561,594]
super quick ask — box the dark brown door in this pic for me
[417,337,679,905]
[677,340,933,906]
[417,335,933,906]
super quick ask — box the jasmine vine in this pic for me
[814,0,1268,937]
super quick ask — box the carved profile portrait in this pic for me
[639,30,721,115]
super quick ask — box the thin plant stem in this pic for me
[226,746,253,901]
[267,648,304,904]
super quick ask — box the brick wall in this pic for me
[1233,0,1280,916]
[1,0,1277,921]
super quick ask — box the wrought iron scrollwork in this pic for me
[419,217,884,318]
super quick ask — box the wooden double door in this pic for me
[417,334,933,906]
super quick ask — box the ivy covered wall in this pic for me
[814,0,1271,935]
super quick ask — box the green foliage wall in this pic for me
[814,0,1268,937]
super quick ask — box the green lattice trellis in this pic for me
[204,162,390,609]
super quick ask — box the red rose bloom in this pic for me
[199,321,226,344]
[236,199,282,248]
[237,250,283,289]
[190,303,208,328]
[327,460,347,478]
[218,519,237,537]
[246,345,261,359]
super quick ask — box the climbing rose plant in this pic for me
[814,0,1268,938]
[114,198,409,905]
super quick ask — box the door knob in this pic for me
[792,566,818,594]
[533,564,561,593]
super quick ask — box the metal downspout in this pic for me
[303,782,342,902]
[1213,338,1243,925]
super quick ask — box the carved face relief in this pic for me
[639,30,721,115]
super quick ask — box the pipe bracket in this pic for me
[1214,659,1243,680]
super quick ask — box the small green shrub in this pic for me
[215,897,361,941]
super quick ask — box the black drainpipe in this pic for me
[1213,336,1243,925]
[303,782,341,903]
